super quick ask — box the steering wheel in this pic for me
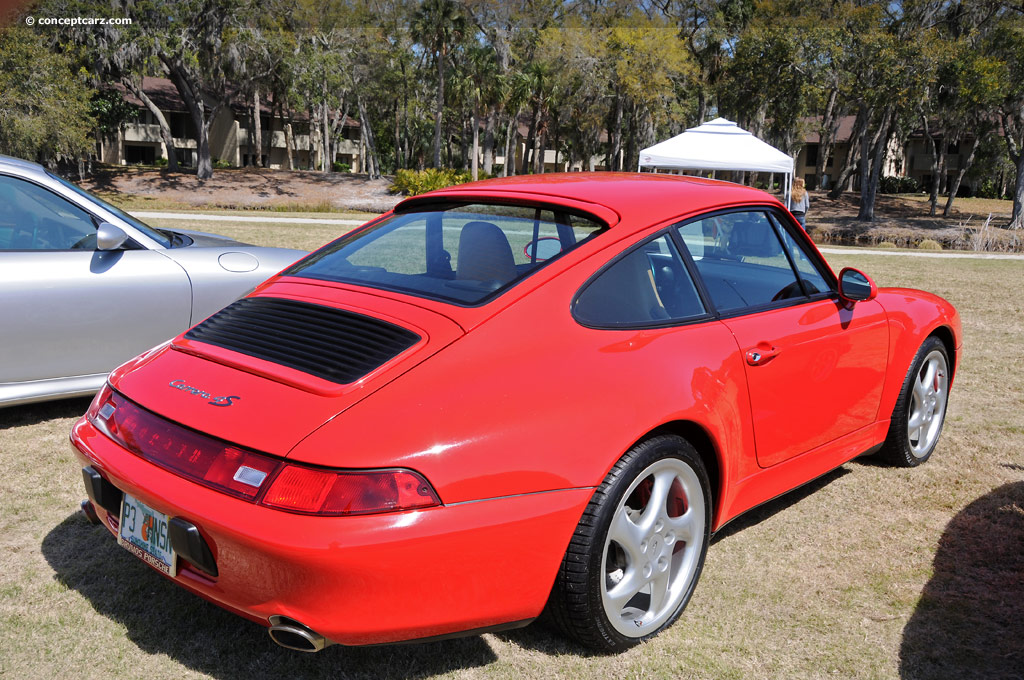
[772,281,805,302]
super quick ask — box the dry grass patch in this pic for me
[1,238,1022,679]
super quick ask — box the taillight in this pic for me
[261,466,440,515]
[88,385,441,515]
[89,386,278,501]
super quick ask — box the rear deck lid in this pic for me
[111,282,464,456]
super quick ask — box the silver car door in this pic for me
[0,174,191,384]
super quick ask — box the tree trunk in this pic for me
[532,117,545,174]
[522,102,539,174]
[1001,113,1024,229]
[267,96,279,168]
[433,44,445,168]
[503,114,516,176]
[482,111,495,175]
[943,134,980,216]
[1011,153,1024,230]
[816,88,839,188]
[322,86,331,172]
[245,107,256,166]
[471,107,480,180]
[609,91,623,172]
[358,98,381,179]
[164,61,214,179]
[124,78,179,172]
[827,109,867,199]
[308,106,319,171]
[921,115,941,215]
[285,122,295,171]
[858,107,894,221]
[253,89,262,168]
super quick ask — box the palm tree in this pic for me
[412,0,466,168]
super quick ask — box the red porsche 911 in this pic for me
[70,173,960,653]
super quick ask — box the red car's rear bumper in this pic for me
[70,416,592,646]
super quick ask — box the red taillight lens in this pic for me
[88,386,280,501]
[261,466,440,515]
[89,386,441,515]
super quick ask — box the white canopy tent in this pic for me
[638,118,795,207]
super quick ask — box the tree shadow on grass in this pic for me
[42,513,497,679]
[899,481,1024,680]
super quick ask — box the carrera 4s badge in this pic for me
[168,379,241,407]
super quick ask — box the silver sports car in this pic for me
[0,155,305,407]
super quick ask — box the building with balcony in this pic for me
[795,116,979,194]
[98,77,362,172]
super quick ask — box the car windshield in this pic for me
[285,202,607,305]
[48,173,172,248]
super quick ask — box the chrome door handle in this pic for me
[746,346,780,366]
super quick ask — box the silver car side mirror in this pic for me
[96,223,128,251]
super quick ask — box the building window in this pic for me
[805,144,819,166]
[125,145,156,165]
[170,113,195,140]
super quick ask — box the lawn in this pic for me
[1,217,1021,680]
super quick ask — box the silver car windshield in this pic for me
[49,173,172,248]
[285,203,606,305]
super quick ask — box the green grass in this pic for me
[897,193,1014,217]
[1,221,1022,679]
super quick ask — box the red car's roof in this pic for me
[398,172,783,228]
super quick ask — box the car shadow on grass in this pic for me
[0,396,92,430]
[899,481,1024,680]
[42,512,498,679]
[710,467,851,543]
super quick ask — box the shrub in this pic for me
[917,239,942,251]
[154,157,168,167]
[332,161,351,173]
[390,168,489,196]
[875,241,898,249]
[879,176,920,194]
[212,158,232,169]
[975,179,1005,200]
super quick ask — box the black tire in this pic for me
[878,336,950,467]
[546,435,711,651]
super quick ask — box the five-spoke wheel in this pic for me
[880,336,951,466]
[547,435,710,651]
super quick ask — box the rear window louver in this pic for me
[184,297,421,384]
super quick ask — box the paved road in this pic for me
[818,247,1024,261]
[132,211,1024,260]
[131,211,367,226]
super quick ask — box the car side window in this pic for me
[574,234,705,327]
[678,211,804,312]
[769,214,830,296]
[0,175,97,250]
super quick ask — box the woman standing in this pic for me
[791,178,809,230]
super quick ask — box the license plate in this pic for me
[118,493,176,575]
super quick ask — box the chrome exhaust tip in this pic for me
[80,499,100,525]
[267,615,331,653]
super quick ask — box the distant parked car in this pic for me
[0,154,305,407]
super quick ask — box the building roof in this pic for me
[114,76,359,127]
[801,115,858,144]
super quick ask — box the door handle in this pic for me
[746,345,780,366]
